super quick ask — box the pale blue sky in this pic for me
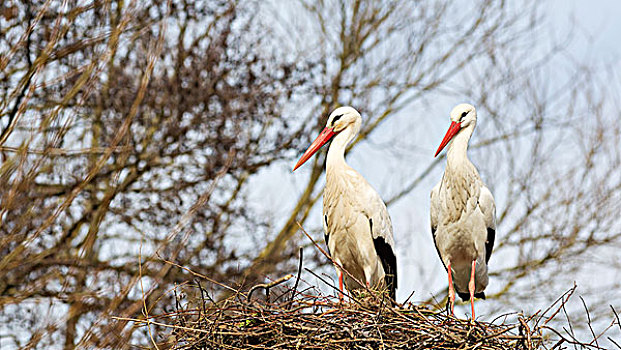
[549,0,621,62]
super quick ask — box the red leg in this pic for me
[447,262,455,316]
[469,260,476,319]
[338,269,344,303]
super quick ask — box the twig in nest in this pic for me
[246,274,294,302]
[288,247,304,306]
[195,279,209,315]
[611,305,621,332]
[608,337,621,350]
[519,317,532,350]
[540,282,577,326]
[580,296,599,347]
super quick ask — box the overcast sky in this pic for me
[549,0,621,64]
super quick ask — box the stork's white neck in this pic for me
[441,122,479,216]
[446,123,475,168]
[326,123,358,172]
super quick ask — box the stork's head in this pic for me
[450,103,476,126]
[326,106,361,132]
[293,106,362,171]
[434,103,477,157]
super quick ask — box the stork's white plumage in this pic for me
[430,104,496,319]
[293,107,397,300]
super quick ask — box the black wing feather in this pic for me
[324,233,330,255]
[485,227,495,263]
[372,234,398,300]
[324,215,331,256]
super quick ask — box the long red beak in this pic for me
[293,127,337,171]
[434,121,461,157]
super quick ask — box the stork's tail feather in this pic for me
[384,273,396,301]
[457,291,486,301]
[457,291,470,301]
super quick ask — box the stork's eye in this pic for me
[332,114,343,125]
[460,111,468,121]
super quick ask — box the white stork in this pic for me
[430,103,496,318]
[293,106,397,300]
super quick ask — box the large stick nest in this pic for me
[125,272,560,350]
[119,249,615,349]
[168,295,540,349]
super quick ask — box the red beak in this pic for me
[434,121,461,157]
[293,127,337,171]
